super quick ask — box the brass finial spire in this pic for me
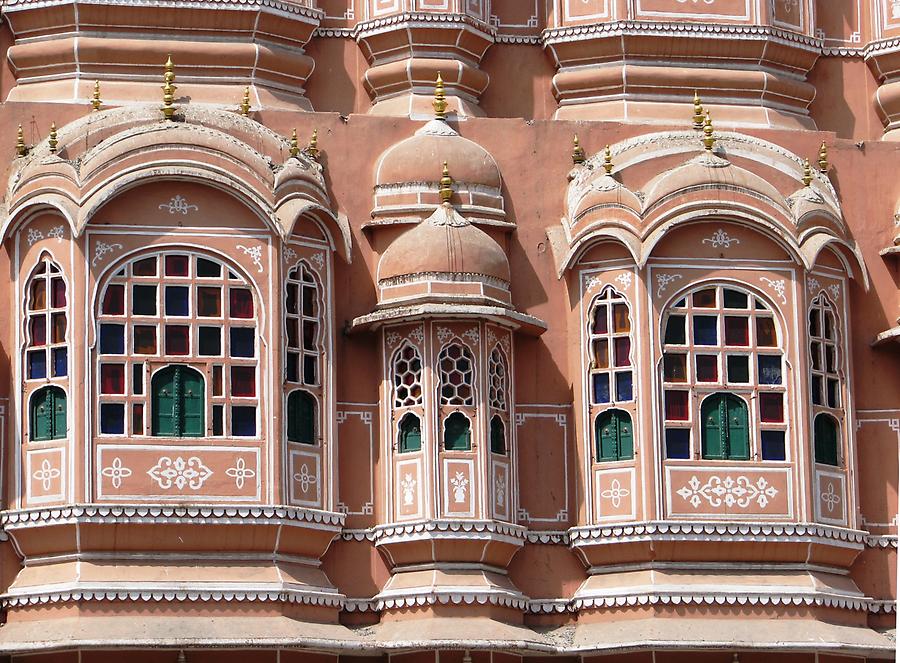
[692,91,705,131]
[91,81,102,112]
[239,86,251,117]
[289,129,300,158]
[572,134,586,165]
[818,141,828,173]
[439,161,453,203]
[305,129,319,161]
[48,122,58,154]
[702,111,715,152]
[603,145,613,175]
[802,158,813,187]
[161,54,177,121]
[433,72,448,121]
[15,124,27,158]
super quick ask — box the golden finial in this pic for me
[305,129,319,161]
[48,122,58,154]
[439,161,453,203]
[16,124,27,158]
[289,129,300,159]
[603,145,613,175]
[161,54,177,121]
[702,111,715,152]
[692,91,705,131]
[433,72,448,121]
[91,81,102,112]
[802,158,813,187]
[239,86,251,117]
[572,134,586,165]
[818,141,828,173]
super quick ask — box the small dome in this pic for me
[378,203,510,284]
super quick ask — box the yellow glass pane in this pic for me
[612,303,630,333]
[592,339,609,369]
[30,279,46,311]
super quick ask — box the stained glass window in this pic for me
[809,293,843,466]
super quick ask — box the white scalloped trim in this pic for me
[865,535,898,549]
[526,530,569,544]
[572,592,870,612]
[374,589,527,611]
[373,519,527,541]
[355,11,493,39]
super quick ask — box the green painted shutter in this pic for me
[725,395,750,459]
[31,388,54,441]
[596,412,618,461]
[701,395,726,459]
[490,416,506,455]
[181,368,205,437]
[52,389,66,439]
[617,412,634,460]
[288,391,316,444]
[815,414,839,466]
[152,367,178,436]
[443,413,471,451]
[399,414,421,453]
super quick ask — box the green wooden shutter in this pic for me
[443,413,471,451]
[288,391,316,444]
[31,388,55,441]
[725,395,750,459]
[701,394,726,459]
[152,367,178,436]
[617,411,634,460]
[596,411,618,461]
[181,368,205,437]
[490,416,506,454]
[814,414,839,466]
[51,388,66,439]
[399,414,422,453]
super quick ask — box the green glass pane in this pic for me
[399,413,422,453]
[443,413,471,451]
[287,390,316,444]
[815,414,839,466]
[490,416,506,455]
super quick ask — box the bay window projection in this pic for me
[809,294,842,466]
[488,346,509,455]
[439,343,475,450]
[285,262,323,445]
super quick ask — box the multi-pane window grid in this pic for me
[589,287,633,407]
[285,263,320,387]
[661,286,786,461]
[97,253,258,438]
[439,343,475,406]
[26,259,68,382]
[808,294,841,411]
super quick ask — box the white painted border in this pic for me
[815,468,848,527]
[395,457,424,520]
[441,456,475,518]
[288,447,322,507]
[25,446,66,505]
[594,466,636,522]
[665,464,794,520]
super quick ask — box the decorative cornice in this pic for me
[572,592,870,612]
[3,0,323,20]
[0,504,345,530]
[373,519,527,544]
[374,587,527,611]
[866,534,898,549]
[354,12,494,41]
[379,271,510,289]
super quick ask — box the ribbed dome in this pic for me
[378,203,510,284]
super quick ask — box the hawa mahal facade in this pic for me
[0,0,895,661]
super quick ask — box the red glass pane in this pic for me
[756,317,776,347]
[100,363,125,394]
[165,325,190,356]
[165,255,189,276]
[133,326,157,354]
[229,288,254,319]
[51,313,66,344]
[613,337,631,367]
[132,404,144,435]
[197,287,221,317]
[213,366,223,396]
[692,288,716,308]
[231,366,256,397]
[30,316,46,346]
[724,316,749,346]
[665,390,689,421]
[592,305,608,334]
[102,285,125,315]
[696,355,718,382]
[663,353,687,382]
[30,279,46,310]
[51,278,67,308]
[759,393,784,423]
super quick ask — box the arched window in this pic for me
[285,262,321,387]
[30,386,66,441]
[589,287,633,405]
[443,412,472,451]
[25,258,67,380]
[398,413,422,453]
[490,415,506,455]
[97,252,258,437]
[151,365,205,437]
[814,413,840,466]
[488,347,508,411]
[700,393,749,460]
[595,409,633,462]
[661,285,786,461]
[439,343,475,405]
[287,390,316,444]
[393,344,423,407]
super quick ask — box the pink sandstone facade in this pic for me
[0,0,894,660]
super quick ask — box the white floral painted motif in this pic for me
[92,242,123,267]
[806,276,821,293]
[26,228,44,246]
[600,478,630,509]
[821,482,841,514]
[676,475,778,509]
[760,277,787,305]
[401,473,416,506]
[310,252,325,270]
[33,458,60,491]
[385,331,401,348]
[463,327,480,345]
[147,456,212,490]
[225,457,256,490]
[655,273,682,298]
[495,472,507,507]
[236,244,264,273]
[584,275,602,292]
[408,326,425,344]
[100,457,133,489]
[283,246,298,265]
[159,195,198,215]
[436,326,453,344]
[48,225,65,242]
[450,471,469,504]
[828,283,841,301]
[701,229,740,248]
[615,273,632,290]
[293,463,318,494]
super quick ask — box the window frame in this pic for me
[808,292,844,467]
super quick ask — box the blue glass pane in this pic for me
[99,324,125,354]
[693,316,718,345]
[232,406,256,437]
[615,371,633,401]
[100,403,125,434]
[165,286,190,316]
[665,429,691,459]
[52,348,67,377]
[761,430,786,461]
[28,351,46,379]
[758,355,782,385]
[593,374,610,404]
[664,315,686,345]
[230,328,255,358]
